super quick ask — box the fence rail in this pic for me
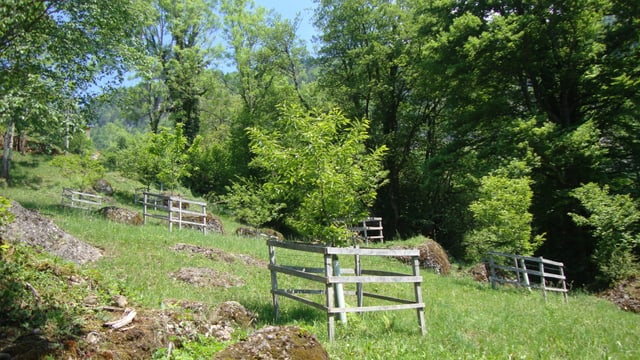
[141,192,207,234]
[488,251,568,302]
[268,239,426,341]
[61,188,102,210]
[349,217,384,243]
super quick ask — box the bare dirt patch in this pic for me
[170,267,245,288]
[171,242,268,268]
[0,201,102,264]
[214,325,329,360]
[600,277,640,313]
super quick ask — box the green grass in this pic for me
[3,153,640,359]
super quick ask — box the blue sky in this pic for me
[254,0,318,46]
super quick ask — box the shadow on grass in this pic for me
[0,254,84,357]
[246,300,326,327]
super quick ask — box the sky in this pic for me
[253,0,318,46]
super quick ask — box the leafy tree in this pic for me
[137,0,218,142]
[246,103,388,245]
[220,178,286,229]
[0,0,148,182]
[569,183,640,286]
[464,163,545,262]
[120,123,197,192]
[51,154,106,191]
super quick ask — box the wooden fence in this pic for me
[349,217,384,243]
[141,192,207,234]
[268,239,426,341]
[488,251,568,302]
[61,188,102,210]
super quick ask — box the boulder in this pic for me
[93,178,114,196]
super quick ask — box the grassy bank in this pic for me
[2,153,639,359]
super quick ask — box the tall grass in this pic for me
[3,153,639,359]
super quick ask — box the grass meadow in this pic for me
[3,153,639,359]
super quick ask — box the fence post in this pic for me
[539,257,547,301]
[489,253,497,289]
[143,192,148,225]
[324,253,336,342]
[355,250,363,310]
[413,255,427,336]
[333,255,347,324]
[269,243,280,321]
[519,258,531,292]
[168,197,173,232]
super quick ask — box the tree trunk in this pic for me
[2,120,15,183]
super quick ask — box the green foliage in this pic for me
[220,178,286,228]
[0,195,13,227]
[247,103,388,245]
[464,163,545,262]
[68,131,95,156]
[569,183,640,285]
[152,335,227,359]
[120,123,197,191]
[50,154,106,191]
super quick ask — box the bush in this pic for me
[570,183,640,286]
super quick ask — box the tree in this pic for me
[245,103,388,245]
[570,183,640,286]
[51,154,106,191]
[463,162,545,262]
[136,0,217,142]
[120,123,197,192]
[0,0,147,182]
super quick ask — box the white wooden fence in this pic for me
[141,192,207,234]
[268,239,426,341]
[488,251,568,302]
[61,188,102,210]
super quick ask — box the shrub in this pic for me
[569,183,640,286]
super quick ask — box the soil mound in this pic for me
[98,206,143,225]
[235,226,285,240]
[171,243,267,268]
[170,267,245,288]
[182,213,225,234]
[0,200,102,264]
[214,325,329,360]
[394,238,451,275]
[600,277,640,313]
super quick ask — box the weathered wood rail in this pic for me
[488,251,568,302]
[268,239,426,341]
[141,192,207,234]
[349,217,384,243]
[61,188,102,210]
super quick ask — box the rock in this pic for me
[214,325,329,360]
[97,206,143,226]
[113,295,128,308]
[0,200,103,264]
[93,179,114,196]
